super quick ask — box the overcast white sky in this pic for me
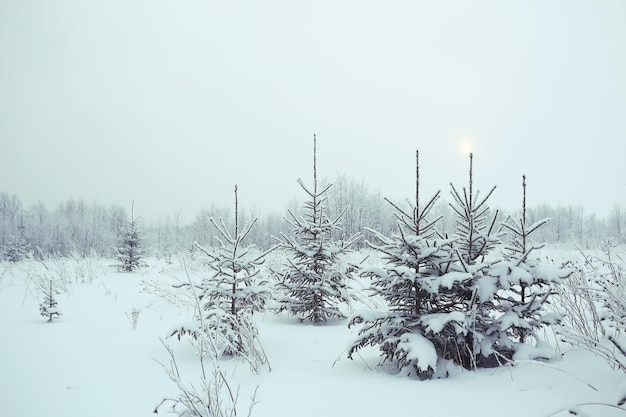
[1,1,625,222]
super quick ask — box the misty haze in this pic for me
[1,2,625,417]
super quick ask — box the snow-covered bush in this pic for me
[555,241,626,373]
[70,250,103,284]
[156,318,259,417]
[29,252,106,295]
[274,135,360,323]
[40,279,62,322]
[125,308,141,329]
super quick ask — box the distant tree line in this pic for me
[0,192,126,259]
[0,183,624,261]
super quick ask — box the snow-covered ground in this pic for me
[1,253,624,417]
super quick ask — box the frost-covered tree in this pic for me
[349,151,465,378]
[491,175,570,354]
[274,134,360,323]
[447,159,569,367]
[349,153,569,378]
[116,202,145,272]
[446,153,506,368]
[170,186,275,372]
[2,225,29,262]
[40,279,62,322]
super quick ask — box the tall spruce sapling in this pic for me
[274,134,360,323]
[446,153,508,368]
[170,186,276,372]
[40,279,62,322]
[116,201,145,272]
[349,151,467,378]
[492,175,570,355]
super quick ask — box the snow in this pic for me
[420,311,466,333]
[513,338,556,361]
[477,274,498,302]
[1,256,625,417]
[488,262,533,289]
[439,271,472,289]
[396,332,437,371]
[360,265,388,279]
[499,310,531,331]
[533,263,571,283]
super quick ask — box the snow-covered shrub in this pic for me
[555,242,626,373]
[125,308,141,329]
[156,330,259,417]
[156,230,262,416]
[18,256,72,303]
[274,135,360,323]
[40,279,62,322]
[31,253,105,294]
[70,250,103,284]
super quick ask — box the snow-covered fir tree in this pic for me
[489,175,571,356]
[116,202,145,272]
[274,134,360,323]
[350,153,570,377]
[445,155,569,368]
[2,226,29,262]
[40,279,62,322]
[446,152,506,368]
[349,151,464,378]
[170,186,276,372]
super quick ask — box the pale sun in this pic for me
[457,138,475,156]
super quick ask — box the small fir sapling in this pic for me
[349,151,464,378]
[40,279,62,322]
[170,186,276,372]
[116,201,145,272]
[493,175,571,356]
[274,134,361,323]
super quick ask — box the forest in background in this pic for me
[1,173,624,260]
